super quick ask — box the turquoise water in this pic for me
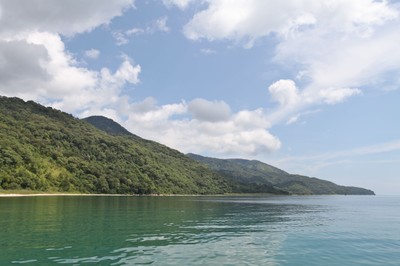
[0,195,399,265]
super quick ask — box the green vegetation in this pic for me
[0,96,374,195]
[187,154,375,195]
[0,96,230,194]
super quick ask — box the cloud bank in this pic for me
[181,0,400,124]
[1,0,400,157]
[121,98,280,155]
[0,0,281,155]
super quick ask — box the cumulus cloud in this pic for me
[188,98,231,122]
[81,96,281,156]
[0,32,96,101]
[4,0,392,157]
[183,0,324,47]
[269,79,361,107]
[268,80,300,107]
[123,99,280,155]
[318,87,362,105]
[0,1,140,114]
[267,79,361,124]
[275,15,400,92]
[61,57,140,113]
[183,0,397,45]
[0,0,281,157]
[0,32,140,114]
[180,0,400,124]
[0,0,135,36]
[0,40,50,94]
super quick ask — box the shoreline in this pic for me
[0,193,131,197]
[0,191,375,197]
[0,191,280,197]
[0,192,222,197]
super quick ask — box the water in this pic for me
[0,195,399,265]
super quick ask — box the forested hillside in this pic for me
[0,96,230,194]
[0,96,375,195]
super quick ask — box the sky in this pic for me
[0,0,399,195]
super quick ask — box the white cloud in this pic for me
[127,101,187,124]
[0,0,140,114]
[0,0,135,36]
[4,0,396,158]
[0,40,50,94]
[162,0,195,10]
[84,49,100,59]
[0,0,281,157]
[183,0,397,45]
[113,59,141,85]
[268,79,299,107]
[126,28,144,36]
[49,58,140,114]
[318,87,362,105]
[119,99,280,155]
[275,16,400,92]
[0,32,98,102]
[234,108,270,129]
[267,79,360,124]
[181,0,400,125]
[188,98,231,122]
[183,0,324,47]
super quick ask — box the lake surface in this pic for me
[1,195,399,265]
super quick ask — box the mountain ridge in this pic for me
[187,153,375,195]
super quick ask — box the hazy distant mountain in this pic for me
[187,153,375,195]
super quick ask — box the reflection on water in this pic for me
[1,195,399,265]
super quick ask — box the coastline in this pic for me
[0,191,220,197]
[0,193,131,197]
[0,191,279,197]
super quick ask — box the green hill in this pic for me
[0,96,230,194]
[187,154,375,195]
[0,96,375,195]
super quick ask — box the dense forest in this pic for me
[0,96,374,195]
[0,96,230,194]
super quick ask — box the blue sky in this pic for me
[0,0,399,194]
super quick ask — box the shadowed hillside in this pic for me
[83,116,133,136]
